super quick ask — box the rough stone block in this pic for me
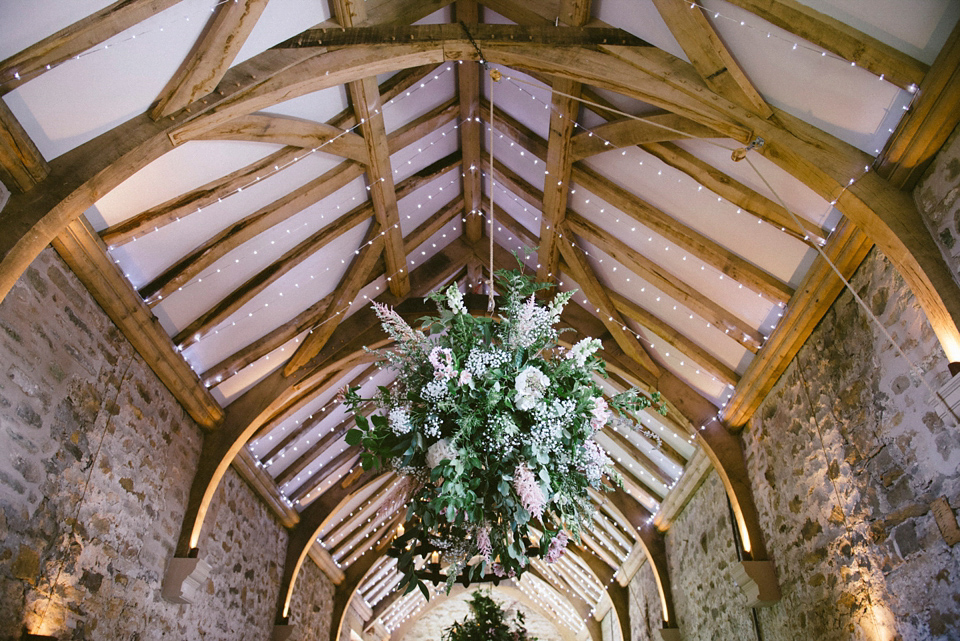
[272,624,295,641]
[658,627,682,641]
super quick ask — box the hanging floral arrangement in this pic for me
[442,590,537,641]
[344,269,664,598]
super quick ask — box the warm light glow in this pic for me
[860,600,896,641]
[430,551,440,564]
[396,523,404,536]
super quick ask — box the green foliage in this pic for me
[442,591,536,641]
[343,270,665,595]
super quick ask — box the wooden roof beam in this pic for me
[140,159,365,304]
[537,78,582,282]
[722,0,928,91]
[875,19,960,189]
[0,100,49,193]
[569,112,717,161]
[651,0,772,117]
[457,1,485,243]
[150,0,270,120]
[51,217,224,429]
[334,0,410,298]
[283,223,385,375]
[288,446,362,505]
[195,114,367,162]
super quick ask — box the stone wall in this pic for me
[637,246,960,641]
[661,470,755,640]
[288,555,335,640]
[744,248,958,641]
[627,560,663,641]
[916,125,960,279]
[0,249,290,640]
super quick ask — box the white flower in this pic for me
[567,337,602,368]
[445,284,467,315]
[458,369,473,387]
[389,407,413,435]
[515,365,549,411]
[426,438,458,468]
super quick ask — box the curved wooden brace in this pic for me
[603,488,678,629]
[273,468,384,622]
[575,545,630,641]
[4,26,958,364]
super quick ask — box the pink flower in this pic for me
[476,526,492,560]
[589,397,609,433]
[459,369,473,387]
[513,463,546,519]
[545,530,569,563]
[429,346,455,380]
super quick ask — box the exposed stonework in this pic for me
[627,560,664,641]
[288,556,335,640]
[916,124,960,278]
[663,470,755,640]
[0,249,288,640]
[744,249,959,640]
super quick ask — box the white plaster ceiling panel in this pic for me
[209,329,305,405]
[106,151,352,288]
[3,0,218,160]
[581,149,810,287]
[793,0,960,63]
[382,66,456,135]
[488,124,549,196]
[699,0,911,155]
[596,0,687,60]
[396,168,463,235]
[171,221,370,377]
[391,124,461,184]
[483,64,552,142]
[491,179,542,242]
[89,140,281,230]
[0,0,116,60]
[233,0,332,65]
[259,85,351,122]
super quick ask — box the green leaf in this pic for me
[345,428,362,446]
[418,580,430,601]
[353,414,368,430]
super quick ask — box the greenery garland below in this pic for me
[442,590,537,641]
[344,269,664,598]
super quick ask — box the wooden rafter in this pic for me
[651,0,771,117]
[569,113,717,161]
[289,446,362,504]
[140,160,365,304]
[150,0,270,119]
[284,223,385,375]
[51,217,223,429]
[722,0,929,91]
[536,78,581,282]
[875,19,960,189]
[457,0,484,243]
[195,114,368,162]
[334,0,410,299]
[0,100,49,193]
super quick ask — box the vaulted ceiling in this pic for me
[2,0,958,638]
